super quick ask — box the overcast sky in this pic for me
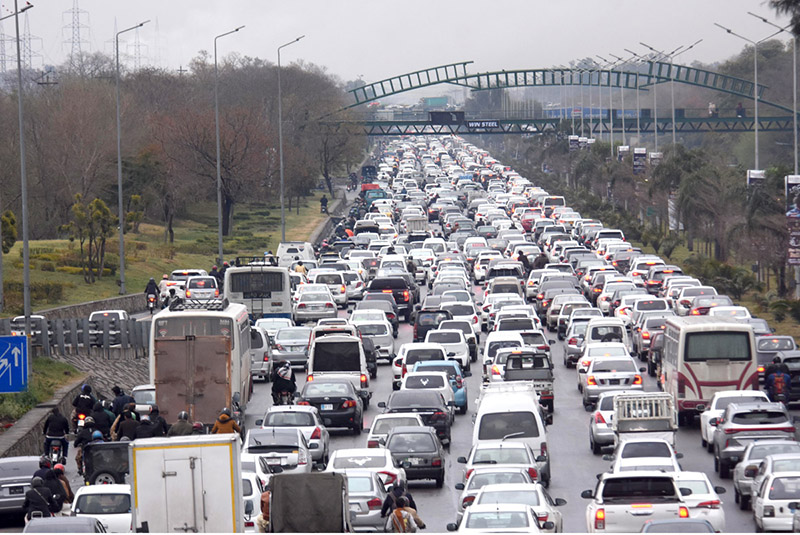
[0,1,792,90]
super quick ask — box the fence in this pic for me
[0,317,151,359]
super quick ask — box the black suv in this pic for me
[368,277,416,321]
[413,309,452,342]
[379,390,453,446]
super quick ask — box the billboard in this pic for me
[786,175,800,265]
[747,169,766,187]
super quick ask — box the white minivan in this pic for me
[307,335,370,407]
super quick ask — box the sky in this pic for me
[0,0,793,101]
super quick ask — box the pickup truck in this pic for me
[582,472,690,533]
[501,350,554,414]
[612,392,677,449]
[477,381,551,425]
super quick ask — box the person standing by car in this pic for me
[42,407,69,461]
[23,477,57,523]
[518,251,531,277]
[210,408,241,435]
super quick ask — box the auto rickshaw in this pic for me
[82,442,129,485]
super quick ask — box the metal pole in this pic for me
[13,0,32,337]
[755,41,760,169]
[580,70,585,137]
[278,35,305,244]
[115,20,149,296]
[636,71,641,141]
[670,56,677,146]
[610,53,627,146]
[214,26,244,267]
[795,34,798,176]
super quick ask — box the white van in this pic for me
[277,241,315,268]
[307,335,371,407]
[584,318,630,348]
[472,388,551,486]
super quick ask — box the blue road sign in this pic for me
[0,336,28,393]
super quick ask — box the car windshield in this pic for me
[427,332,461,344]
[731,411,788,425]
[372,418,421,435]
[473,447,530,464]
[591,359,636,373]
[468,472,529,490]
[589,326,624,342]
[264,412,315,427]
[132,389,155,405]
[74,493,131,514]
[477,489,540,506]
[478,412,540,440]
[620,442,672,458]
[405,375,446,389]
[465,511,529,529]
[769,476,800,499]
[387,432,436,453]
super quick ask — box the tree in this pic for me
[63,195,116,283]
[771,0,800,39]
[1,210,17,254]
[126,195,144,234]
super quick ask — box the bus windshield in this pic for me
[684,331,751,362]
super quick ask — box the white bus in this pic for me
[662,317,757,425]
[149,300,252,426]
[224,265,292,320]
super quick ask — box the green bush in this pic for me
[4,280,70,302]
[40,261,55,272]
[55,266,113,277]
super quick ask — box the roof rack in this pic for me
[169,298,230,312]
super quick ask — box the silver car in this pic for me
[256,405,330,465]
[341,470,388,532]
[588,390,636,454]
[272,327,312,367]
[184,276,220,300]
[249,326,272,381]
[293,291,338,323]
[343,271,366,301]
[582,356,644,407]
[356,321,395,361]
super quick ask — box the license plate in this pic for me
[407,457,424,465]
[8,486,23,495]
[266,458,281,465]
[321,403,334,411]
[608,379,620,385]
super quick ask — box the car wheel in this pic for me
[353,422,362,435]
[734,488,740,504]
[701,436,707,449]
[590,434,600,455]
[719,459,731,479]
[393,330,398,339]
[464,359,471,373]
[459,401,468,415]
[647,360,655,377]
[714,451,720,473]
[93,472,119,485]
[740,494,751,511]
[435,473,444,488]
[404,311,411,323]
[707,440,714,453]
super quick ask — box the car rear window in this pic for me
[387,432,436,452]
[372,417,421,435]
[601,477,677,499]
[188,277,216,289]
[443,305,474,316]
[497,319,534,331]
[74,493,131,515]
[768,476,800,500]
[333,455,385,469]
[477,489,540,507]
[478,412,540,440]
[591,359,636,373]
[427,332,461,344]
[417,312,450,326]
[520,332,546,346]
[405,375,446,389]
[468,472,529,490]
[488,341,522,359]
[636,300,668,311]
[749,444,800,460]
[371,278,407,290]
[315,274,342,284]
[264,412,315,427]
[346,476,374,494]
[358,324,388,337]
[731,411,789,425]
[406,348,446,363]
[473,447,530,464]
[758,338,796,351]
[620,442,672,458]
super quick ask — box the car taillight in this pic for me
[537,345,550,352]
[387,313,396,319]
[697,500,720,509]
[367,439,380,448]
[641,331,650,339]
[594,508,605,530]
[587,375,597,385]
[491,365,501,375]
[275,344,285,351]
[647,280,658,285]
[263,352,270,362]
[536,512,549,522]
[297,400,310,405]
[325,303,335,308]
[540,443,547,457]
[528,280,534,286]
[367,497,382,510]
[758,366,765,373]
[341,285,347,294]
[297,303,307,309]
[764,505,775,517]
[307,374,314,381]
[245,521,254,528]
[595,411,607,424]
[382,289,393,294]
[432,411,447,421]
[593,288,602,293]
[342,400,357,408]
[361,374,368,387]
[472,315,478,324]
[185,289,192,298]
[679,506,689,518]
[379,471,396,485]
[462,495,475,508]
[403,290,410,301]
[432,458,442,467]
[568,338,577,345]
[465,468,474,480]
[394,359,403,367]
[527,467,538,480]
[402,364,407,376]
[581,360,590,368]
[633,375,642,385]
[537,293,544,300]
[310,427,321,439]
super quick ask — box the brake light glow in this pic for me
[465,468,474,479]
[367,498,382,510]
[367,440,379,448]
[594,509,605,530]
[263,352,270,362]
[679,506,689,518]
[432,458,442,467]
[587,375,597,386]
[492,365,501,375]
[361,374,368,387]
[641,331,650,339]
[342,400,357,408]
[633,375,643,385]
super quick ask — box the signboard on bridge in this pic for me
[429,111,464,125]
[0,336,28,393]
[466,120,499,130]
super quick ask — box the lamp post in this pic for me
[624,49,647,142]
[5,0,33,334]
[609,53,629,146]
[278,35,305,243]
[749,13,796,174]
[597,56,620,156]
[715,24,783,169]
[115,19,149,296]
[214,25,244,267]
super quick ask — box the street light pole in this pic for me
[715,24,784,169]
[625,49,645,142]
[9,0,33,335]
[278,35,305,243]
[115,19,149,296]
[214,25,244,267]
[641,42,688,150]
[597,56,619,157]
[609,53,628,146]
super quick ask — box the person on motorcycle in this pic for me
[72,416,95,476]
[150,405,169,436]
[294,261,308,276]
[144,277,159,296]
[133,414,161,439]
[33,457,52,480]
[157,274,170,295]
[110,386,134,416]
[71,385,96,431]
[23,476,58,522]
[191,422,205,435]
[90,402,112,438]
[167,411,193,437]
[211,408,241,435]
[116,410,140,441]
[766,357,791,403]
[165,288,183,308]
[320,195,329,214]
[42,407,69,461]
[42,468,66,515]
[53,464,74,510]
[271,361,297,404]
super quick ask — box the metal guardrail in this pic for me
[0,318,151,358]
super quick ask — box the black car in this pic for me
[413,309,453,342]
[368,277,416,321]
[298,379,364,434]
[355,300,399,336]
[385,426,445,487]
[378,390,452,445]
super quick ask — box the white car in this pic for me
[256,405,331,465]
[391,342,448,388]
[707,305,752,319]
[425,329,470,370]
[473,483,567,533]
[699,390,770,452]
[576,342,631,389]
[366,414,424,449]
[671,472,726,532]
[753,471,800,532]
[447,503,554,533]
[605,438,683,474]
[241,464,264,532]
[71,484,132,533]
[326,447,406,490]
[454,467,533,522]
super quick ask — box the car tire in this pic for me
[435,473,444,488]
[734,488,740,504]
[459,401,468,415]
[714,451,720,473]
[719,459,731,479]
[740,494,750,511]
[590,434,601,455]
[92,472,119,485]
[701,436,707,449]
[353,421,362,435]
[707,440,714,453]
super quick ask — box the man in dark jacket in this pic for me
[90,402,112,438]
[167,411,193,437]
[133,415,160,439]
[149,405,169,436]
[380,481,417,518]
[42,407,69,459]
[72,385,96,427]
[42,469,66,513]
[532,252,549,270]
[116,411,140,441]
[23,476,57,521]
[111,386,135,416]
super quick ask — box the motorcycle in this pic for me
[46,437,64,465]
[73,412,86,433]
[147,293,157,314]
[273,391,294,406]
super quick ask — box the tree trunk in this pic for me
[296,195,300,215]
[222,195,234,236]
[779,264,788,297]
[168,213,174,243]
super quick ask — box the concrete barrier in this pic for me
[36,293,146,321]
[0,373,91,459]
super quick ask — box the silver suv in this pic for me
[711,402,795,479]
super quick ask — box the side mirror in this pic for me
[639,367,646,373]
[542,522,555,531]
[484,359,492,367]
[457,456,468,464]
[675,453,684,459]
[581,489,594,499]
[679,487,693,496]
[378,401,386,408]
[744,467,758,478]
[709,418,718,427]
[255,419,263,427]
[554,498,567,506]
[602,454,613,462]
[714,486,727,494]
[245,501,254,516]
[446,523,458,532]
[695,404,706,413]
[535,455,547,463]
[455,483,465,491]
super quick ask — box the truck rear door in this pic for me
[154,336,231,424]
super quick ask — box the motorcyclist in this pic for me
[42,407,69,461]
[71,385,96,431]
[33,457,53,480]
[211,408,241,435]
[157,274,170,296]
[144,277,159,296]
[320,195,329,214]
[294,261,308,276]
[110,386,135,416]
[116,410,140,441]
[271,361,297,404]
[73,417,96,476]
[89,402,112,439]
[165,287,183,308]
[23,476,57,522]
[53,464,74,511]
[380,481,418,518]
[191,422,205,435]
[133,414,161,439]
[150,405,169,436]
[766,357,791,403]
[42,468,66,515]
[167,411,193,437]
[532,251,549,270]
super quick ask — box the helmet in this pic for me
[223,262,230,267]
[82,384,92,394]
[84,416,95,425]
[151,404,159,414]
[91,431,102,440]
[220,408,232,417]
[178,411,189,421]
[192,422,204,431]
[162,274,169,279]
[149,277,155,282]
[38,457,50,469]
[774,356,783,364]
[53,464,65,474]
[31,477,44,488]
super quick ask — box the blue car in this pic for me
[412,360,470,414]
